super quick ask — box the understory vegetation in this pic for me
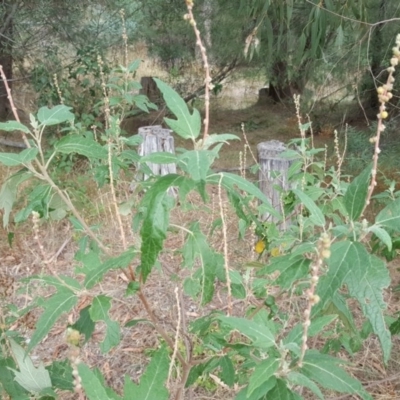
[0,1,400,400]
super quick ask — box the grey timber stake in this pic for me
[257,140,295,229]
[137,125,177,195]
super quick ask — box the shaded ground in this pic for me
[1,100,400,399]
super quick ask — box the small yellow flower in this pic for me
[255,239,266,254]
[270,247,281,257]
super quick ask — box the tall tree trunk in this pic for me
[268,60,307,102]
[0,1,15,120]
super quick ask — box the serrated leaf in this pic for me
[89,296,120,353]
[248,357,279,397]
[55,135,107,159]
[287,371,323,399]
[217,316,275,349]
[154,78,201,140]
[343,164,371,221]
[292,188,325,226]
[368,225,392,251]
[9,339,52,393]
[301,351,372,399]
[78,363,113,400]
[123,347,169,400]
[376,197,400,233]
[27,289,77,352]
[37,105,74,126]
[0,120,31,133]
[84,247,136,288]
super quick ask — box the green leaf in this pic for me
[368,225,392,252]
[261,255,311,289]
[140,152,178,164]
[122,347,169,400]
[199,133,240,150]
[0,357,29,400]
[287,371,323,399]
[37,105,74,126]
[218,356,235,387]
[89,296,120,353]
[248,357,279,397]
[0,120,31,133]
[316,241,391,361]
[84,247,137,289]
[78,363,113,400]
[343,164,370,221]
[46,360,74,391]
[9,339,52,394]
[267,379,295,400]
[27,289,77,353]
[0,152,24,166]
[181,222,223,304]
[376,197,400,233]
[344,248,391,363]
[235,377,276,400]
[284,315,337,346]
[217,316,276,349]
[71,305,95,343]
[207,172,280,219]
[0,171,31,227]
[140,175,191,282]
[179,150,215,181]
[20,148,39,164]
[292,188,325,226]
[153,78,201,140]
[55,135,107,159]
[301,351,373,399]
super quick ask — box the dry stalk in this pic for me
[184,0,211,141]
[362,34,400,213]
[0,65,30,148]
[298,233,330,367]
[218,174,232,316]
[168,287,182,387]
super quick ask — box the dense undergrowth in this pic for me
[0,5,400,400]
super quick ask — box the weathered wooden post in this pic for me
[135,125,177,196]
[257,140,296,229]
[138,125,176,178]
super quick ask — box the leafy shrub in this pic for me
[0,13,399,400]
